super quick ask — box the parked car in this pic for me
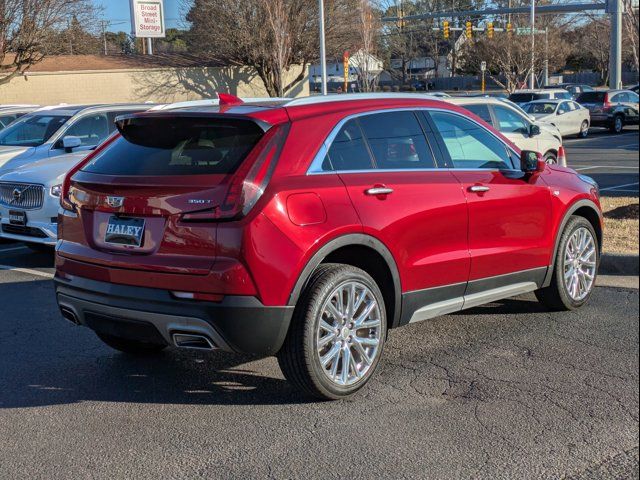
[0,104,154,246]
[509,89,573,106]
[522,99,591,138]
[543,84,594,99]
[0,105,39,130]
[53,93,602,400]
[575,89,639,133]
[446,97,566,165]
[0,104,154,174]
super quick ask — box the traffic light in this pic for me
[443,20,450,39]
[507,22,513,35]
[487,22,494,39]
[466,21,472,38]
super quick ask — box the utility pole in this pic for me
[318,0,328,95]
[529,0,535,89]
[102,20,108,56]
[608,0,623,89]
[543,27,549,86]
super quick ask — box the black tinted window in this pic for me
[358,112,435,169]
[509,93,534,103]
[576,92,606,103]
[465,104,493,124]
[83,117,264,176]
[325,120,374,171]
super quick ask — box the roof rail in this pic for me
[150,96,289,111]
[284,92,442,107]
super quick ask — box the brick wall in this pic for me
[0,65,309,104]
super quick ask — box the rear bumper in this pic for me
[54,274,294,356]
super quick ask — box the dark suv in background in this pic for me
[576,89,640,133]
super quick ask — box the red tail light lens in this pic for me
[182,123,290,222]
[60,133,119,211]
[603,93,612,110]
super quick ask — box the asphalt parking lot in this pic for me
[564,126,639,197]
[0,127,638,479]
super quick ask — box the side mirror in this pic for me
[62,136,82,152]
[520,150,545,173]
[529,124,541,137]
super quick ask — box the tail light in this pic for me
[603,93,612,110]
[181,124,290,222]
[60,133,120,211]
[557,146,567,166]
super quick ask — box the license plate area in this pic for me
[105,216,145,247]
[9,210,27,226]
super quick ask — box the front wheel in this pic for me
[535,216,599,311]
[277,264,387,400]
[577,120,589,138]
[544,152,558,164]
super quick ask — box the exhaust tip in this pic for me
[172,333,216,350]
[60,306,79,325]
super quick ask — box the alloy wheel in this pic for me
[315,281,382,386]
[563,227,597,301]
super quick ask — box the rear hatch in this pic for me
[60,114,268,274]
[576,91,607,112]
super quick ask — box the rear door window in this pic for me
[82,116,265,176]
[358,111,436,169]
[429,111,513,170]
[325,120,374,171]
[465,104,493,125]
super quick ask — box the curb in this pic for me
[600,254,639,276]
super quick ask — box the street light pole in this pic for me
[318,0,328,95]
[609,0,623,89]
[529,0,535,89]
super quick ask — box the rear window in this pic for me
[465,104,493,124]
[576,92,606,103]
[82,116,265,176]
[509,93,534,103]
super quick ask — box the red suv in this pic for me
[55,94,602,400]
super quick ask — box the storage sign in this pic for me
[130,0,165,38]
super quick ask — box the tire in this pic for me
[610,115,624,134]
[544,152,558,164]
[577,120,589,138]
[277,263,387,400]
[535,216,599,311]
[96,332,167,355]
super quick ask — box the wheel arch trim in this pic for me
[287,233,403,327]
[542,198,603,287]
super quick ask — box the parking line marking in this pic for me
[0,265,54,279]
[573,165,639,171]
[600,182,640,192]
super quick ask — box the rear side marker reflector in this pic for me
[171,291,224,302]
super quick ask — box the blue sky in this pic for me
[95,0,184,31]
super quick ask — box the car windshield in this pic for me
[0,114,71,147]
[524,102,557,114]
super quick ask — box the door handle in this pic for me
[365,187,394,196]
[468,185,490,193]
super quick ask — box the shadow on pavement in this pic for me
[0,280,311,409]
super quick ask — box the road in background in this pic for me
[565,127,639,197]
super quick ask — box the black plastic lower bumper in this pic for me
[54,274,294,356]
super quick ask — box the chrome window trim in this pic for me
[306,107,520,175]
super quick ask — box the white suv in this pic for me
[446,97,566,165]
[0,104,154,174]
[0,104,154,247]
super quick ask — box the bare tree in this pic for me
[186,0,356,97]
[355,0,381,91]
[622,0,639,72]
[1,0,98,86]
